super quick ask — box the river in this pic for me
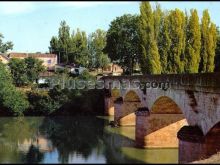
[0,116,218,164]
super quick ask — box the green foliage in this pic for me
[27,91,60,115]
[0,62,29,115]
[185,9,201,73]
[25,57,45,83]
[0,33,13,53]
[8,57,45,86]
[70,29,89,67]
[215,27,220,72]
[104,14,141,74]
[88,29,110,69]
[200,10,217,73]
[167,9,186,73]
[49,21,89,67]
[139,2,161,74]
[137,3,218,74]
[8,58,28,86]
[158,11,171,74]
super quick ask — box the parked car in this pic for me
[70,66,86,75]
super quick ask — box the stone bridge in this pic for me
[102,73,220,153]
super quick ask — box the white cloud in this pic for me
[0,2,35,15]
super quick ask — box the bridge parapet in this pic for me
[102,73,220,93]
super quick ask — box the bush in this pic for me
[26,91,60,116]
[0,62,29,116]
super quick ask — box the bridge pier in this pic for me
[104,95,114,116]
[113,97,142,126]
[177,125,220,163]
[113,97,123,125]
[135,108,187,148]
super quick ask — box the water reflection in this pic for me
[0,116,219,163]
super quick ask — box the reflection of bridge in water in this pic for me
[102,73,220,163]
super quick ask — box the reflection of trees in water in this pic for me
[0,117,43,163]
[22,145,44,164]
[102,128,144,164]
[39,116,105,163]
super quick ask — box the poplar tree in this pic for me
[72,29,89,67]
[139,2,161,74]
[200,10,217,72]
[158,11,171,74]
[185,9,201,73]
[215,27,220,72]
[153,3,163,43]
[167,9,185,73]
[200,10,210,73]
[206,22,217,72]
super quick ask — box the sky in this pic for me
[0,1,219,53]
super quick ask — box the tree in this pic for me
[49,22,90,67]
[88,29,110,70]
[200,10,217,73]
[8,58,28,86]
[49,36,60,62]
[215,27,220,72]
[49,21,71,64]
[185,9,201,73]
[8,57,45,86]
[0,62,29,115]
[207,22,217,72]
[153,3,163,43]
[158,11,171,74]
[104,14,141,75]
[71,29,89,67]
[167,9,186,73]
[0,33,13,53]
[139,2,161,74]
[99,53,110,72]
[24,57,45,83]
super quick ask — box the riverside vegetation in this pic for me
[0,60,104,116]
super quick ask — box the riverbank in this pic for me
[192,152,220,164]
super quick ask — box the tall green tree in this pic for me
[207,22,217,72]
[158,11,171,74]
[153,3,163,43]
[185,9,201,73]
[167,9,186,73]
[215,27,220,72]
[0,33,13,53]
[139,2,161,74]
[71,28,89,67]
[49,21,71,64]
[104,14,141,75]
[88,29,110,70]
[200,10,210,73]
[49,21,90,66]
[200,10,217,72]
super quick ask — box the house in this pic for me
[0,54,10,64]
[8,53,57,70]
[103,63,123,76]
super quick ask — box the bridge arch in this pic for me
[150,96,182,114]
[114,89,145,126]
[135,95,188,148]
[123,90,141,102]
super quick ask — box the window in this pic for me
[47,59,51,64]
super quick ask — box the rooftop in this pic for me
[8,52,57,58]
